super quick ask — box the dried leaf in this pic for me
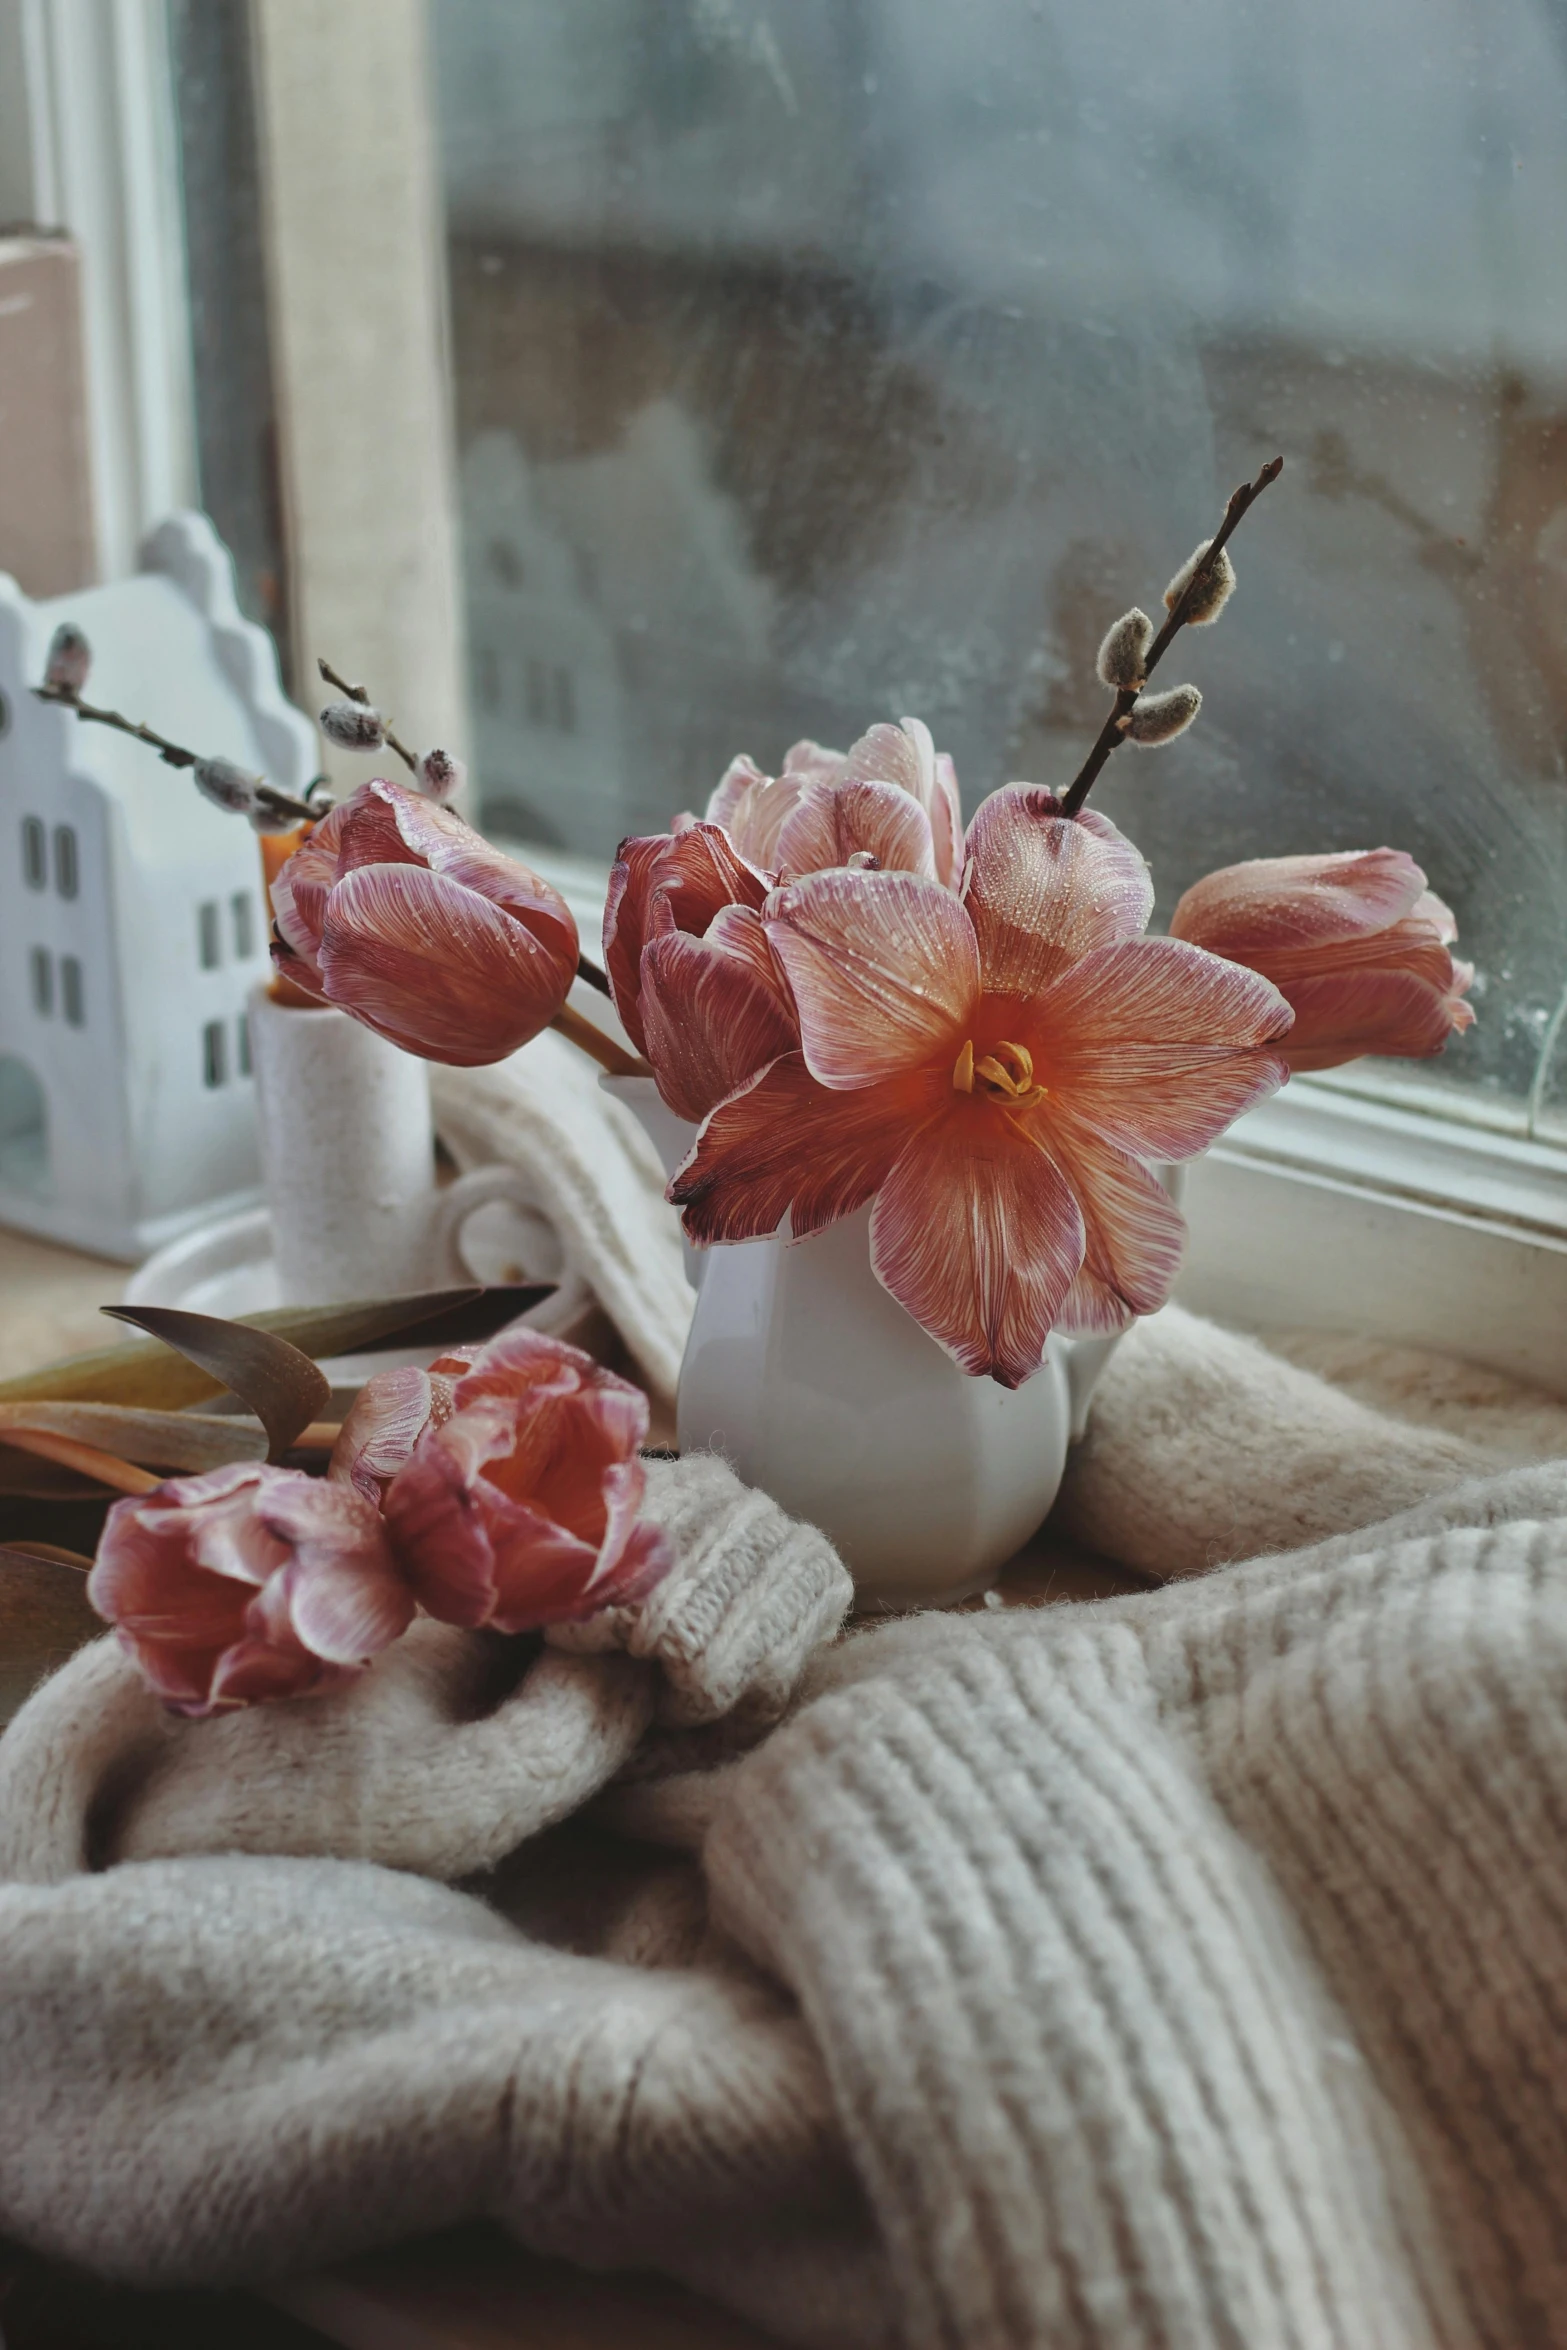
[101,1307,331,1461]
[0,1402,267,1473]
[0,1547,105,1726]
[0,1285,542,1412]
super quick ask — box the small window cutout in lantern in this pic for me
[54,824,79,900]
[29,947,52,1016]
[202,1019,227,1088]
[198,900,222,969]
[60,956,84,1027]
[21,817,46,890]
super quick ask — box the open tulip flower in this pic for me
[671,787,1295,1387]
[380,1328,672,1632]
[270,778,579,1065]
[1169,849,1475,1073]
[89,1462,415,1716]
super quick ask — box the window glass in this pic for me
[433,0,1567,1119]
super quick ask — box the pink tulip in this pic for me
[88,1462,415,1717]
[1169,849,1475,1073]
[704,718,964,888]
[270,779,579,1066]
[380,1328,672,1632]
[604,822,799,1121]
[671,789,1294,1387]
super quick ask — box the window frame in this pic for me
[9,0,1565,1392]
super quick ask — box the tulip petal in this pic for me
[639,917,800,1123]
[1170,849,1427,958]
[345,781,580,976]
[765,868,979,1088]
[870,1106,1086,1387]
[328,1366,438,1501]
[706,753,770,833]
[671,1051,941,1245]
[837,719,927,801]
[715,768,812,870]
[775,778,937,882]
[1036,1115,1188,1335]
[964,786,1154,997]
[604,823,771,1050]
[319,863,572,1065]
[270,803,352,983]
[780,739,847,786]
[1028,938,1292,1161]
[929,747,964,888]
[1279,969,1474,1072]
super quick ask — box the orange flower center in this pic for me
[951,1037,1047,1107]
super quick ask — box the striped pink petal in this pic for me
[1278,967,1475,1072]
[1037,1114,1188,1336]
[319,862,572,1064]
[1027,937,1292,1161]
[963,786,1154,997]
[764,868,979,1089]
[1170,849,1427,958]
[775,777,937,882]
[870,1106,1086,1387]
[638,907,799,1123]
[670,1051,941,1245]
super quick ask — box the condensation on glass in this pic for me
[432,0,1567,1121]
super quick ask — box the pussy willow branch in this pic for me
[1058,454,1284,821]
[316,656,419,776]
[32,685,319,826]
[316,653,615,997]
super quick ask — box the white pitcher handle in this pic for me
[426,1164,544,1285]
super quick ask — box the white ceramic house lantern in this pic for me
[0,514,316,1259]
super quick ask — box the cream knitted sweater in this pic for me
[2,1308,1566,2349]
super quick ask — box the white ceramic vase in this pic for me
[248,984,540,1307]
[607,1075,1125,1608]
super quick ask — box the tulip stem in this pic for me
[1059,454,1284,821]
[0,1425,162,1495]
[550,1002,651,1080]
[32,685,319,827]
[317,657,420,776]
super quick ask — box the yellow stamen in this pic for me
[953,1037,1047,1107]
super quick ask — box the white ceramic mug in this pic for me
[248,984,541,1306]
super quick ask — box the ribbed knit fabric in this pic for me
[2,1327,1566,2347]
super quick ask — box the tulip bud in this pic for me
[44,622,91,695]
[320,699,386,750]
[1124,684,1202,745]
[417,746,464,801]
[194,755,261,815]
[1163,539,1236,626]
[1095,607,1153,691]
